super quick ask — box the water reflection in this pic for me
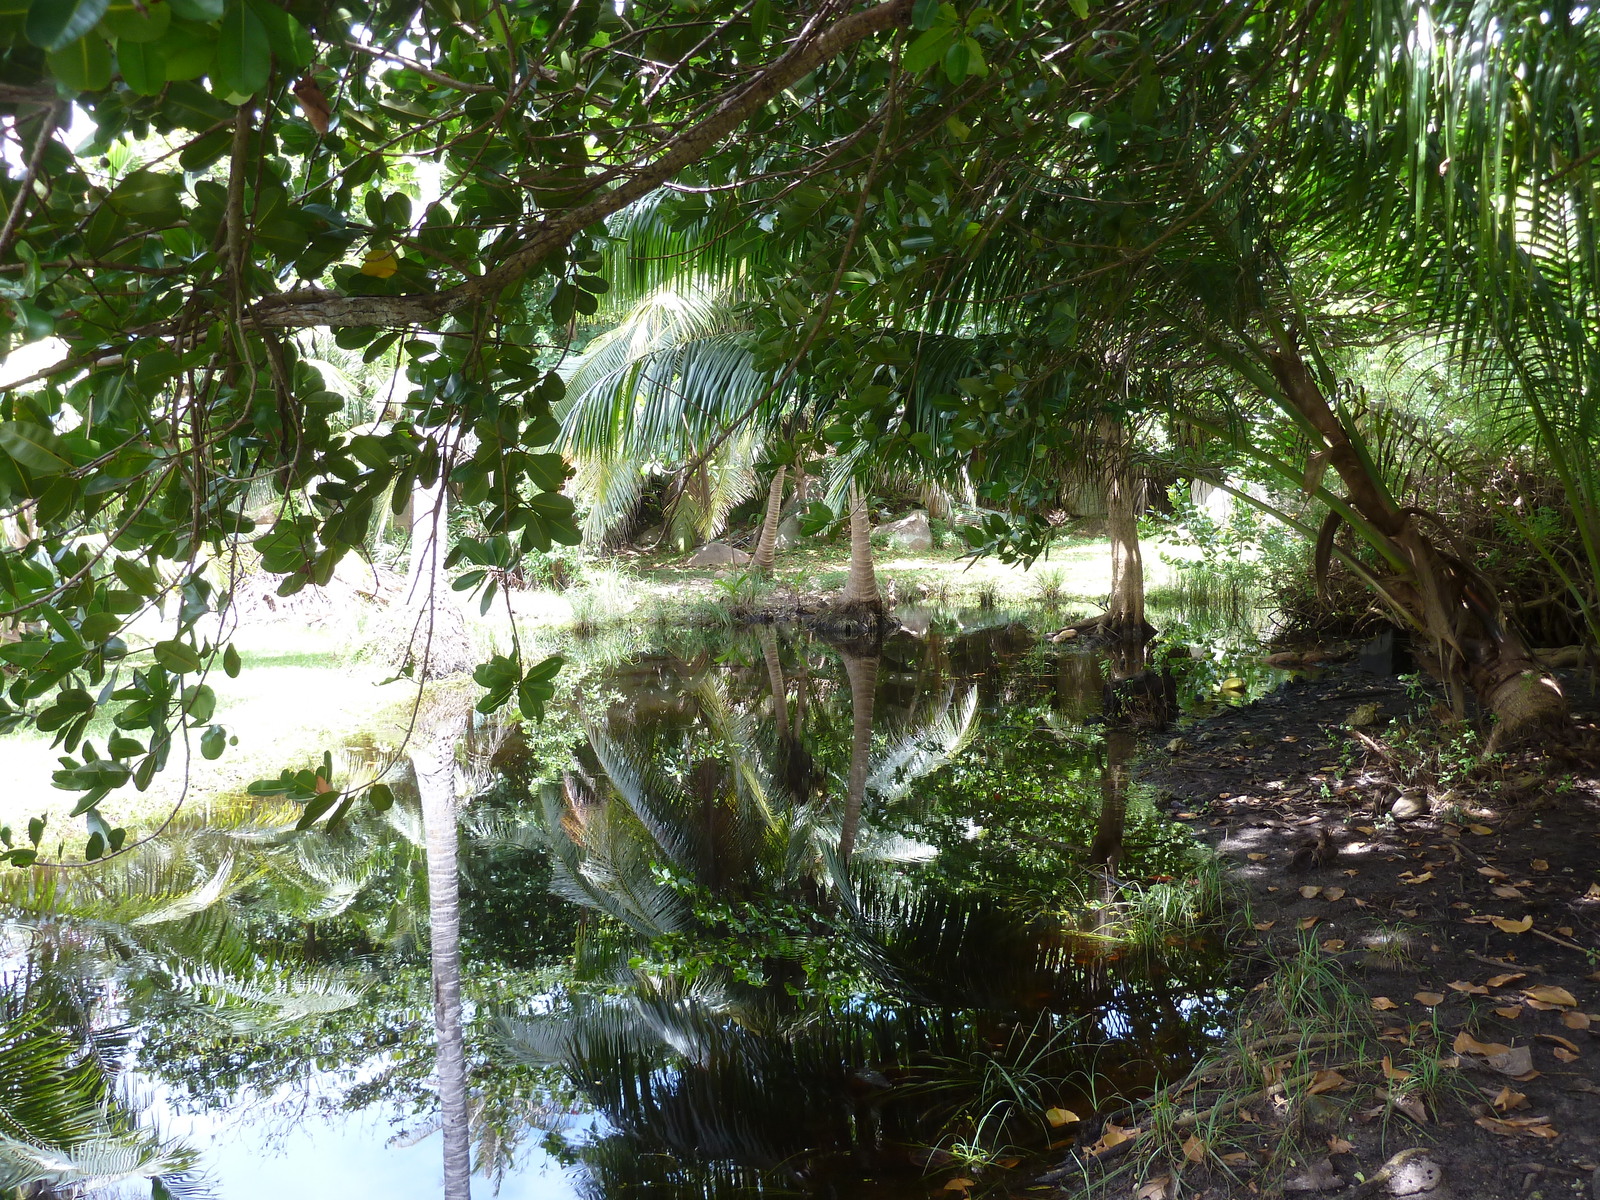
[0,614,1257,1198]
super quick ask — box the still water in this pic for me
[0,612,1271,1198]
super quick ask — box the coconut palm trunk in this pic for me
[414,729,473,1200]
[757,623,789,741]
[1267,341,1568,743]
[838,647,879,862]
[1089,727,1133,872]
[1100,414,1149,641]
[753,465,787,574]
[843,484,880,609]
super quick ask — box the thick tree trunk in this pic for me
[757,623,789,741]
[1100,414,1149,639]
[838,648,879,862]
[415,736,473,1200]
[753,465,787,574]
[1266,342,1567,743]
[843,484,880,608]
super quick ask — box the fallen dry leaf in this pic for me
[1586,882,1600,899]
[1300,885,1323,899]
[1561,1011,1592,1030]
[1381,1055,1412,1081]
[1467,824,1494,835]
[1298,915,1321,931]
[1487,972,1526,988]
[1492,885,1526,900]
[1307,1069,1349,1094]
[1220,1152,1251,1166]
[1403,872,1435,885]
[1372,996,1399,1011]
[1493,1006,1523,1019]
[1247,852,1267,862]
[1492,1086,1529,1111]
[1135,1178,1171,1200]
[1323,886,1347,901]
[1044,1107,1080,1127]
[1089,1122,1138,1155]
[1538,1033,1581,1053]
[943,1178,975,1192]
[1475,1115,1560,1139]
[1181,1133,1206,1163]
[1328,1135,1353,1153]
[1523,985,1578,1007]
[1478,866,1510,880]
[1492,915,1534,934]
[1554,1047,1580,1063]
[1448,980,1489,995]
[1253,921,1275,931]
[1320,939,1347,952]
[1558,925,1576,937]
[1532,859,1549,872]
[1414,991,1446,1006]
[996,1157,1019,1168]
[1454,1031,1513,1057]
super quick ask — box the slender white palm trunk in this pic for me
[416,742,472,1200]
[843,484,879,608]
[753,465,786,574]
[839,648,879,861]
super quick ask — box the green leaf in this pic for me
[46,33,113,91]
[213,0,268,98]
[902,27,952,74]
[911,0,940,29]
[222,643,241,677]
[105,168,184,226]
[0,421,71,476]
[168,0,222,18]
[118,38,168,93]
[942,38,970,83]
[152,639,201,673]
[151,22,215,80]
[103,0,171,42]
[1068,0,1089,17]
[26,0,108,51]
[245,0,311,69]
[368,781,394,811]
[199,723,226,759]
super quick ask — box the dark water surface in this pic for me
[2,612,1277,1199]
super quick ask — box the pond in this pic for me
[0,610,1278,1199]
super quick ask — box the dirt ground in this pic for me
[1047,658,1600,1200]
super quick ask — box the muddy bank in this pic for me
[1124,664,1600,1200]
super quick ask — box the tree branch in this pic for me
[249,0,913,329]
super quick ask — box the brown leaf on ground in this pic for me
[1300,885,1323,899]
[1523,985,1578,1007]
[1044,1107,1080,1127]
[1254,921,1275,931]
[1532,859,1549,871]
[1492,1086,1529,1111]
[1454,1031,1513,1057]
[1381,1055,1412,1081]
[1448,980,1489,994]
[1220,1152,1252,1165]
[1561,1011,1592,1030]
[1088,1122,1138,1155]
[1487,972,1526,988]
[1414,991,1445,1006]
[1553,1047,1580,1063]
[1492,886,1526,899]
[1328,1136,1353,1153]
[1323,886,1346,901]
[1492,915,1534,933]
[1308,1069,1349,1094]
[1298,915,1320,930]
[1494,1006,1523,1019]
[1478,866,1510,880]
[1474,1115,1559,1139]
[1538,1033,1581,1053]
[1248,853,1267,861]
[1181,1134,1206,1164]
[1403,872,1435,885]
[1373,996,1399,1011]
[1467,824,1494,835]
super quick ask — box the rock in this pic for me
[687,542,750,567]
[1166,738,1192,754]
[775,513,802,549]
[1391,789,1429,821]
[876,510,933,551]
[1369,1148,1444,1196]
[1284,1157,1344,1192]
[1346,701,1384,728]
[1048,627,1079,642]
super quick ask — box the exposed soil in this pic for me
[1046,659,1600,1200]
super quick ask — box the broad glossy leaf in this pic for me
[0,421,71,476]
[118,38,168,93]
[214,0,269,98]
[46,33,113,91]
[152,20,216,80]
[167,0,221,18]
[26,0,108,50]
[105,168,184,225]
[103,0,171,42]
[246,0,311,69]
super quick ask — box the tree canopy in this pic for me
[1,0,1598,860]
